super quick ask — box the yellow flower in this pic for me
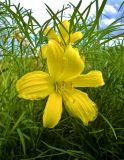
[16,40,104,128]
[39,20,83,58]
[12,29,29,47]
[12,29,24,42]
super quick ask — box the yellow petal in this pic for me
[71,71,105,87]
[43,26,59,41]
[46,40,64,80]
[60,45,85,81]
[70,31,83,43]
[43,92,62,128]
[63,89,98,125]
[58,20,70,42]
[16,71,54,100]
[39,44,48,59]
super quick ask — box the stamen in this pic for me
[54,81,73,95]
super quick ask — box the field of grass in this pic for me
[0,0,124,159]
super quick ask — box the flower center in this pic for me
[54,81,72,95]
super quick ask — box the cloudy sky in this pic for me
[101,0,124,27]
[1,0,124,28]
[2,0,101,23]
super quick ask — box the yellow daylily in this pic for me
[39,20,83,58]
[16,40,105,128]
[12,29,29,47]
[12,29,24,42]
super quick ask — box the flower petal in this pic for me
[16,71,54,100]
[43,26,59,41]
[60,45,85,81]
[58,20,70,40]
[70,31,83,43]
[46,40,64,80]
[39,44,48,59]
[63,89,98,125]
[71,71,105,87]
[43,92,62,128]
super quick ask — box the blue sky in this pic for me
[101,0,124,27]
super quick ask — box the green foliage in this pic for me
[0,0,124,159]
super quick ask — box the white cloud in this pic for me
[102,18,116,25]
[2,0,103,24]
[103,4,117,14]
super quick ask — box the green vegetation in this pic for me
[0,0,124,159]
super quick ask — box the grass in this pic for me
[0,0,124,159]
